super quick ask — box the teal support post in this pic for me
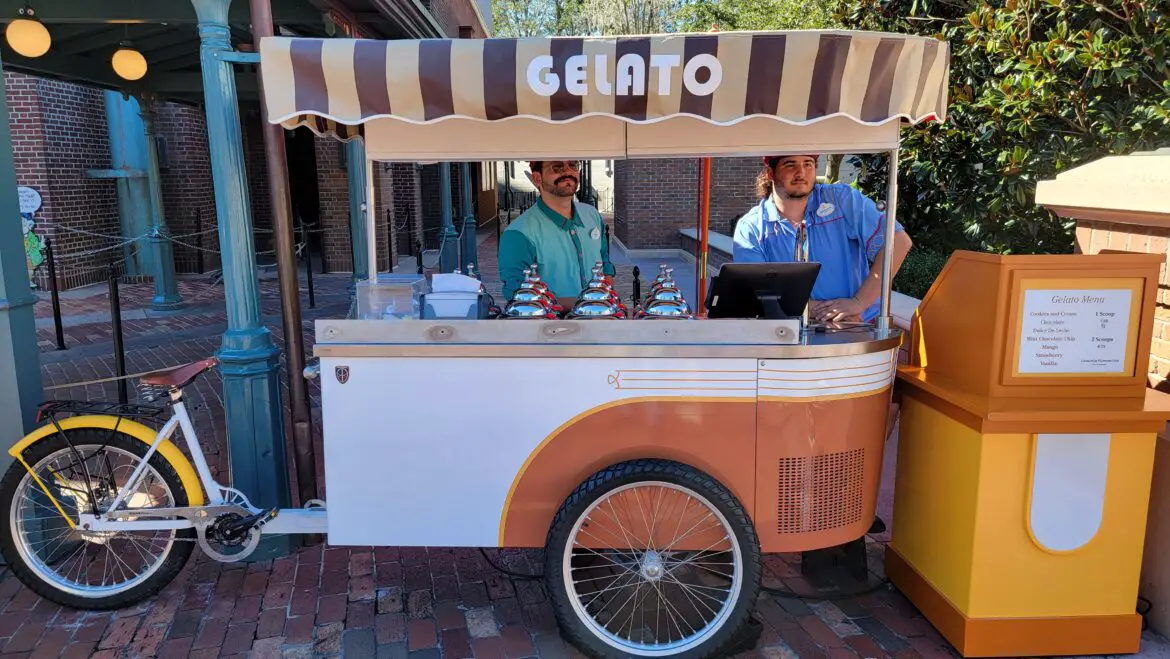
[138,95,182,310]
[0,58,43,477]
[438,164,458,273]
[346,139,369,290]
[192,0,290,557]
[101,92,182,309]
[102,91,152,278]
[459,162,477,273]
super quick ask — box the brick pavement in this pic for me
[3,238,1167,658]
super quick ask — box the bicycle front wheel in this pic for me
[0,428,196,610]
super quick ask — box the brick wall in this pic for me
[420,163,465,252]
[392,163,424,256]
[314,137,350,273]
[35,78,120,290]
[426,0,488,38]
[6,72,53,289]
[711,158,763,236]
[241,108,273,257]
[1075,221,1170,386]
[371,164,394,273]
[313,138,394,274]
[614,158,699,249]
[154,101,219,274]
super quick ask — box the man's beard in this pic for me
[543,175,578,198]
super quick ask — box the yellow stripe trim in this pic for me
[496,396,754,547]
[9,415,206,507]
[16,454,77,529]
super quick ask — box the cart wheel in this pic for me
[545,459,761,658]
[0,429,196,610]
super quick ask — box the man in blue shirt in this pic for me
[732,154,913,323]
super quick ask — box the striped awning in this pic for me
[258,30,950,140]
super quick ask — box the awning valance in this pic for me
[258,30,950,141]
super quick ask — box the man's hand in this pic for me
[809,297,867,322]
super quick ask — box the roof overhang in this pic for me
[1036,148,1170,227]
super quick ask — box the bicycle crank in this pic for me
[196,508,277,562]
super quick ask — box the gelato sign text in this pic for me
[526,53,723,98]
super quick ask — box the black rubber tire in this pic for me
[0,428,196,610]
[544,458,762,659]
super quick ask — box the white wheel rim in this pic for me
[562,480,744,656]
[9,445,177,598]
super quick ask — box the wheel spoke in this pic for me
[9,443,180,599]
[564,478,744,655]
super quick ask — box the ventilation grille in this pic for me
[777,448,865,534]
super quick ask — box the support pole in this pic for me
[696,157,712,314]
[460,162,477,272]
[108,264,128,405]
[438,163,458,273]
[138,94,183,310]
[193,0,291,557]
[45,238,65,350]
[876,148,899,332]
[249,0,318,512]
[346,139,370,290]
[0,56,43,479]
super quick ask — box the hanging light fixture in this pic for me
[112,33,147,81]
[5,4,50,58]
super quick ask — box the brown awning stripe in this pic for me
[290,38,328,116]
[549,38,585,121]
[743,33,785,117]
[807,34,851,119]
[679,35,718,119]
[614,37,652,121]
[861,37,905,123]
[354,40,392,118]
[259,30,951,137]
[482,39,518,120]
[419,40,455,121]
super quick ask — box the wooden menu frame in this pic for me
[1003,275,1145,383]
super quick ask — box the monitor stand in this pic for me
[756,291,789,320]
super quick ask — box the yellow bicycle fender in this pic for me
[9,415,206,506]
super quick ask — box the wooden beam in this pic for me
[0,44,257,99]
[0,0,324,26]
[57,25,173,56]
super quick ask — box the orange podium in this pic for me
[890,251,1170,657]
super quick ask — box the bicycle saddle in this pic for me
[139,357,219,388]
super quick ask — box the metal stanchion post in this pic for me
[195,209,205,275]
[301,219,315,309]
[45,238,65,351]
[108,263,127,404]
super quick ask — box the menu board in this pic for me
[1017,287,1133,375]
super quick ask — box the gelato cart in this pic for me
[1,29,949,659]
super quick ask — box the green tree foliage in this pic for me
[673,0,840,31]
[836,0,1170,255]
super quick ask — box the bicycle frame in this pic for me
[75,388,328,536]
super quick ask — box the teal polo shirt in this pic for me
[498,198,615,300]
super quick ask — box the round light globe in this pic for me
[6,18,50,58]
[112,47,147,81]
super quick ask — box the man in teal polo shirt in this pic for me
[498,160,615,305]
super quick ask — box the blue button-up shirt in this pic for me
[731,183,903,322]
